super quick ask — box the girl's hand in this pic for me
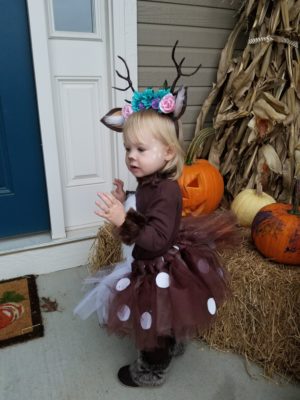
[95,192,126,227]
[111,178,126,203]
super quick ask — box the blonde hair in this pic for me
[123,110,185,180]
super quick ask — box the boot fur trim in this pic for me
[129,354,170,387]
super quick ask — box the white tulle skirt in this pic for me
[74,194,135,323]
[73,260,132,323]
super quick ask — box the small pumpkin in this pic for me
[231,185,276,227]
[251,179,300,265]
[178,128,224,216]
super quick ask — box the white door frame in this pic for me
[26,0,137,240]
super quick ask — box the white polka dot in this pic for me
[217,268,224,278]
[207,298,217,315]
[117,305,131,321]
[140,312,152,330]
[116,277,131,291]
[173,245,180,250]
[156,272,170,288]
[197,259,210,274]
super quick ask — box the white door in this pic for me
[46,0,113,231]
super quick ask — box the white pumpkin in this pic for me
[231,189,276,227]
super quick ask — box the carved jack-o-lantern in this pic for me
[178,159,224,216]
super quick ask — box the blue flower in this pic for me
[131,91,144,112]
[141,88,155,109]
[131,87,172,112]
[156,88,171,99]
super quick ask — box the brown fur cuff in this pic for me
[117,208,147,245]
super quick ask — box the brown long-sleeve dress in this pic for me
[101,172,237,350]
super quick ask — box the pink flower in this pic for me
[122,103,133,119]
[159,93,176,114]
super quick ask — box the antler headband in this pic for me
[100,41,201,133]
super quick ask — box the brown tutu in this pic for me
[105,211,239,350]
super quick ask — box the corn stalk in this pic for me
[194,0,300,203]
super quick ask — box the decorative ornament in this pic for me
[100,41,201,133]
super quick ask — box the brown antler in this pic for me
[170,41,201,93]
[112,56,136,93]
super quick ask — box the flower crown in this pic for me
[101,41,201,133]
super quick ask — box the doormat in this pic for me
[0,275,44,348]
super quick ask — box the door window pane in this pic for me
[53,0,94,33]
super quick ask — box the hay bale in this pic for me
[201,229,300,382]
[88,223,122,274]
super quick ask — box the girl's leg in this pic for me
[169,337,187,357]
[118,337,173,387]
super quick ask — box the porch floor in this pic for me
[1,266,299,400]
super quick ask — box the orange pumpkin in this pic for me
[178,159,224,216]
[251,193,300,265]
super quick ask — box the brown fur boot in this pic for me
[118,339,173,387]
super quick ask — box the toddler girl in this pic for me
[74,44,238,387]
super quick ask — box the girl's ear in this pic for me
[165,145,176,161]
[100,108,125,132]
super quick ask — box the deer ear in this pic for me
[173,86,187,119]
[100,108,125,132]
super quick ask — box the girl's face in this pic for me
[124,132,173,178]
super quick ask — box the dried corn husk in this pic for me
[261,143,282,174]
[194,0,300,202]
